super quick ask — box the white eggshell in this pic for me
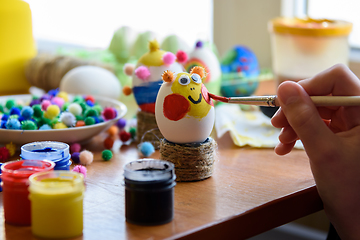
[155,82,215,144]
[60,66,121,99]
[187,47,221,82]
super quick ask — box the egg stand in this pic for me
[159,137,217,182]
[136,110,163,149]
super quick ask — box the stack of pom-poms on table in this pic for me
[0,88,118,131]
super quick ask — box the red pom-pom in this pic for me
[104,136,115,149]
[70,143,81,153]
[119,130,131,142]
[0,147,10,161]
[176,50,188,63]
[103,107,117,120]
[85,95,95,104]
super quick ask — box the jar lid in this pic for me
[124,159,175,182]
[269,17,352,37]
[1,160,55,178]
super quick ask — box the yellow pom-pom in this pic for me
[45,105,60,119]
[53,122,68,129]
[5,142,16,157]
[57,91,69,102]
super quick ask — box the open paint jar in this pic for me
[269,17,352,85]
[124,159,176,225]
[1,160,55,225]
[21,141,72,170]
[29,170,85,238]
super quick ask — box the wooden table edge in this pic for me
[170,185,323,240]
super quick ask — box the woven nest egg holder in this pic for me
[159,138,217,182]
[136,110,163,149]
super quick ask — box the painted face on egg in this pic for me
[168,73,212,120]
[155,66,215,144]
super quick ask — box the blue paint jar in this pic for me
[20,141,72,170]
[124,159,176,225]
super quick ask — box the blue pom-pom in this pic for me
[86,100,95,107]
[21,106,34,119]
[10,107,21,116]
[117,118,127,129]
[138,142,155,157]
[48,88,59,97]
[71,152,80,164]
[1,120,7,128]
[1,114,9,121]
[6,118,21,129]
[39,124,52,130]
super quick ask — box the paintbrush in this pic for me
[208,93,360,107]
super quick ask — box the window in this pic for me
[24,0,213,49]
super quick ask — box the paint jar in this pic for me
[1,160,55,226]
[124,159,176,225]
[268,17,352,85]
[29,170,85,238]
[21,141,72,170]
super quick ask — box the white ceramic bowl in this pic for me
[0,94,127,145]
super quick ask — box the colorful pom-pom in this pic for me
[32,104,43,118]
[176,50,188,63]
[101,149,113,161]
[0,146,10,161]
[51,97,65,108]
[84,116,95,125]
[75,120,85,127]
[71,152,80,164]
[10,107,21,116]
[134,66,151,81]
[39,124,52,130]
[129,127,136,139]
[67,103,82,116]
[56,91,69,102]
[53,122,68,129]
[41,100,51,111]
[122,86,132,96]
[60,112,76,127]
[119,130,131,142]
[107,125,118,137]
[21,106,34,119]
[116,118,126,129]
[70,143,81,153]
[72,165,87,178]
[162,52,176,65]
[138,142,155,157]
[103,136,115,149]
[21,120,37,130]
[84,109,98,117]
[44,105,60,119]
[5,142,16,157]
[6,118,21,129]
[5,99,15,110]
[85,95,95,104]
[103,107,117,120]
[79,150,94,165]
[123,63,134,76]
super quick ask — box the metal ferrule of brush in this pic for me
[228,95,278,107]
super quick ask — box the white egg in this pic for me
[60,66,121,99]
[155,72,215,144]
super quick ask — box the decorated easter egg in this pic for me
[161,34,191,54]
[184,41,222,96]
[108,26,137,63]
[155,67,215,144]
[126,40,184,114]
[60,66,121,99]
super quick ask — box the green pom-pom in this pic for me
[92,104,103,115]
[21,120,37,130]
[0,104,4,113]
[32,104,43,118]
[101,149,113,161]
[129,127,136,139]
[72,95,84,103]
[79,102,88,113]
[75,115,84,121]
[62,102,70,111]
[84,116,95,125]
[5,99,15,110]
[84,108,98,117]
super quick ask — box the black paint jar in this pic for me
[124,159,176,225]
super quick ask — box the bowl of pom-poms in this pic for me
[220,45,260,97]
[0,91,127,145]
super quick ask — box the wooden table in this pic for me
[0,80,323,239]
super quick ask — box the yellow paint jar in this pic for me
[0,0,37,95]
[29,171,85,239]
